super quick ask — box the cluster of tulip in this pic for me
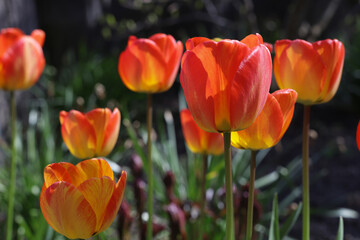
[1,26,347,240]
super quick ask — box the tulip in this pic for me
[180,109,223,155]
[0,28,45,90]
[40,158,127,239]
[274,39,344,105]
[274,38,345,240]
[231,89,297,150]
[60,108,120,159]
[357,121,360,151]
[118,33,183,239]
[180,34,272,133]
[181,34,272,240]
[230,89,297,240]
[118,33,183,93]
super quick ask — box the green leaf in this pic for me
[280,202,302,239]
[269,193,280,240]
[336,217,344,240]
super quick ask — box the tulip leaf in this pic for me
[269,193,280,240]
[279,202,302,239]
[336,217,344,240]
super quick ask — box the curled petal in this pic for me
[40,182,96,239]
[30,29,45,47]
[180,109,202,153]
[240,33,263,49]
[185,37,211,50]
[272,89,298,138]
[101,108,121,157]
[98,171,127,233]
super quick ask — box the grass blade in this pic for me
[280,202,302,239]
[336,217,344,240]
[269,194,280,240]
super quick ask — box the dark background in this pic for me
[1,0,360,239]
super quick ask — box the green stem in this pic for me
[6,91,16,240]
[199,153,208,240]
[245,150,257,240]
[224,132,234,240]
[302,105,311,240]
[146,94,153,240]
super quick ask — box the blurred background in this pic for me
[1,0,360,239]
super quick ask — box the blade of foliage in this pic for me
[279,202,302,239]
[269,193,280,240]
[336,217,344,240]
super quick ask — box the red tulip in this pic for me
[274,39,344,105]
[231,89,297,150]
[180,109,223,155]
[0,28,45,90]
[40,158,127,239]
[118,33,183,93]
[180,34,272,133]
[60,108,120,159]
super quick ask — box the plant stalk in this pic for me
[302,105,311,240]
[146,94,153,240]
[199,153,208,240]
[6,91,16,240]
[245,150,257,240]
[224,132,234,240]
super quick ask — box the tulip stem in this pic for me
[146,94,153,240]
[245,150,257,240]
[199,153,208,240]
[224,132,234,240]
[302,105,311,240]
[6,91,16,240]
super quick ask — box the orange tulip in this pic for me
[60,108,121,159]
[231,89,297,150]
[180,34,272,133]
[40,158,127,239]
[118,33,183,93]
[0,28,45,90]
[180,109,223,155]
[274,39,344,105]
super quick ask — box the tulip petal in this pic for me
[230,45,272,131]
[77,176,115,231]
[30,29,45,47]
[40,181,96,239]
[0,36,45,90]
[60,110,97,159]
[118,39,167,93]
[180,109,203,153]
[231,94,283,150]
[272,89,298,138]
[98,171,127,234]
[181,50,216,132]
[43,162,74,188]
[0,28,24,58]
[185,37,211,50]
[274,40,326,104]
[76,158,114,181]
[150,33,176,63]
[101,108,121,156]
[86,108,112,156]
[240,33,263,49]
[313,39,345,103]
